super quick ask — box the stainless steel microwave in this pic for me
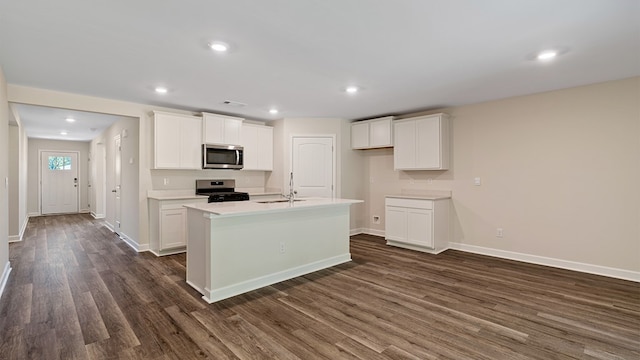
[202,144,244,169]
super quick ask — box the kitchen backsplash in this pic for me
[150,169,266,190]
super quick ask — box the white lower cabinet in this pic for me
[385,197,449,254]
[148,197,208,256]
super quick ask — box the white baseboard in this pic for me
[200,254,352,303]
[448,242,640,283]
[90,212,105,219]
[117,232,149,253]
[0,261,12,301]
[350,227,364,236]
[9,215,30,243]
[354,228,385,237]
[103,221,114,232]
[80,209,90,214]
[28,212,40,217]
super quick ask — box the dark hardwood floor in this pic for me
[0,214,638,359]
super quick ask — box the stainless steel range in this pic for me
[195,179,250,203]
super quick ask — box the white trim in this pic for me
[199,254,351,303]
[79,209,90,214]
[448,242,640,283]
[103,221,114,231]
[0,262,12,300]
[387,240,448,255]
[117,231,149,253]
[28,212,40,217]
[90,212,105,219]
[148,247,186,257]
[363,228,386,237]
[349,227,364,236]
[9,215,30,242]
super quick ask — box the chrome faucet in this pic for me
[285,172,295,204]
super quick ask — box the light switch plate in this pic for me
[474,177,481,186]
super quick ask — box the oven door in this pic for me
[202,144,244,169]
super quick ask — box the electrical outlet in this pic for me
[496,228,503,238]
[163,178,169,185]
[372,215,380,224]
[279,242,286,254]
[474,177,482,186]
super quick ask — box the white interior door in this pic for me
[41,151,79,214]
[113,135,122,234]
[291,136,334,198]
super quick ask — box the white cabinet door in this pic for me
[241,124,273,171]
[241,124,259,170]
[369,118,393,147]
[407,208,433,248]
[257,126,273,171]
[385,206,407,241]
[224,118,242,145]
[154,113,181,168]
[160,208,186,249]
[180,116,203,169]
[154,111,202,169]
[351,122,370,149]
[393,120,416,169]
[203,113,243,145]
[351,117,393,149]
[394,113,449,170]
[416,117,440,169]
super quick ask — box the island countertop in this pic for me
[184,197,363,217]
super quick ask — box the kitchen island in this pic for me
[183,198,363,303]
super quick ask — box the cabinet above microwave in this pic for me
[202,113,243,145]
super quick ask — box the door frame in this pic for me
[289,134,337,198]
[38,149,81,215]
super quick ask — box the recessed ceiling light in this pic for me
[269,108,279,115]
[65,117,75,123]
[345,86,360,94]
[209,41,229,52]
[537,50,558,60]
[155,87,168,94]
[60,131,68,135]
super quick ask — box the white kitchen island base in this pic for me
[185,199,361,303]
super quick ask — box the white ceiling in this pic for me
[11,104,128,141]
[1,0,638,140]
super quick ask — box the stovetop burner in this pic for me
[195,179,249,203]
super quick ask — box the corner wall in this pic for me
[363,77,640,275]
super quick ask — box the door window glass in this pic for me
[48,156,72,170]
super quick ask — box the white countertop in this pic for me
[386,190,452,200]
[184,197,363,217]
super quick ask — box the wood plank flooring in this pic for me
[0,214,638,359]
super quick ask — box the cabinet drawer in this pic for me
[385,197,433,209]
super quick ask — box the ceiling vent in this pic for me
[222,100,248,107]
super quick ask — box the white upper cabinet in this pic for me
[393,113,450,170]
[241,123,273,171]
[153,111,202,169]
[202,112,243,145]
[351,116,394,149]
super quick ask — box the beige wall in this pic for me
[0,66,10,295]
[267,117,365,230]
[27,139,91,215]
[362,77,640,272]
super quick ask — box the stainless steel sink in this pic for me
[256,199,305,204]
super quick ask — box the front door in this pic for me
[41,151,79,214]
[291,136,335,198]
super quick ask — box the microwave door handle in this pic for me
[236,149,240,165]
